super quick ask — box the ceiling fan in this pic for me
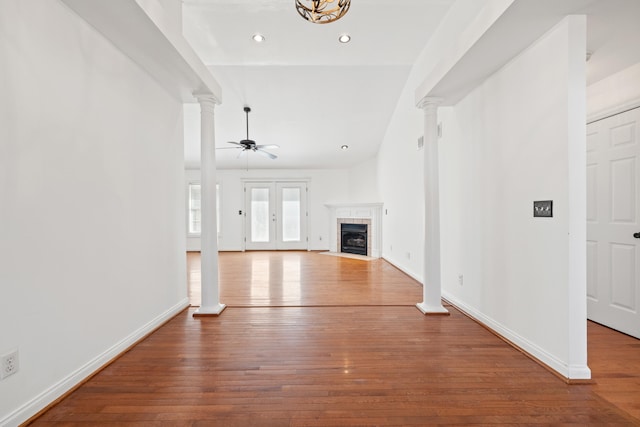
[218,106,279,159]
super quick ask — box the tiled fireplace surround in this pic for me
[326,203,383,258]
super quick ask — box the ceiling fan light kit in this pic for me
[295,0,351,24]
[219,107,279,160]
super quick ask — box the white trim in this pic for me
[1,299,189,427]
[441,291,591,380]
[382,256,422,284]
[60,0,221,103]
[416,302,449,314]
[193,303,226,316]
[587,99,640,124]
[382,254,590,379]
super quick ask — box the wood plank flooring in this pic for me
[189,251,423,307]
[588,320,640,421]
[32,251,640,426]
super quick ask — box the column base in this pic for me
[416,302,450,315]
[193,303,226,317]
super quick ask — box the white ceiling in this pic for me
[582,0,640,84]
[182,0,640,170]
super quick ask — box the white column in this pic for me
[193,94,226,317]
[416,97,449,315]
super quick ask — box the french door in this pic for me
[244,181,308,250]
[587,107,640,339]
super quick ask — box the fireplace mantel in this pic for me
[325,203,383,258]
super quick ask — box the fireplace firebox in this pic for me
[340,223,368,256]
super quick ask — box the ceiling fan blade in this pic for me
[255,149,277,160]
[217,146,242,150]
[228,107,277,162]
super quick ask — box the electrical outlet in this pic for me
[458,274,464,286]
[1,349,19,380]
[319,235,322,241]
[406,252,411,260]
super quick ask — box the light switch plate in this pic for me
[534,200,553,217]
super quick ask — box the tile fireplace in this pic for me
[326,203,383,258]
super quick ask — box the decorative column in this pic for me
[416,97,449,315]
[193,93,226,317]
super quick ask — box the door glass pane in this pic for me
[281,187,301,242]
[251,188,270,242]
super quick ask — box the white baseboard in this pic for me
[373,257,590,379]
[1,298,190,427]
[381,255,423,284]
[441,291,591,380]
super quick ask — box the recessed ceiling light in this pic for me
[338,34,351,44]
[341,145,349,150]
[252,33,266,43]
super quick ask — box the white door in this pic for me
[244,182,308,250]
[587,107,640,339]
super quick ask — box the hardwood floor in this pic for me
[32,251,640,426]
[588,320,640,421]
[188,251,423,307]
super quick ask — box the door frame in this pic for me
[586,105,640,339]
[242,178,310,251]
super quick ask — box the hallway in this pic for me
[32,251,639,425]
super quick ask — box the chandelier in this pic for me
[295,0,351,24]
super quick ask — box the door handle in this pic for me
[634,232,640,239]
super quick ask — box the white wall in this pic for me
[377,108,424,279]
[185,168,350,251]
[346,156,381,203]
[377,0,503,281]
[587,62,640,121]
[438,17,589,378]
[0,1,189,424]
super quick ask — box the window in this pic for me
[187,183,221,237]
[188,183,201,235]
